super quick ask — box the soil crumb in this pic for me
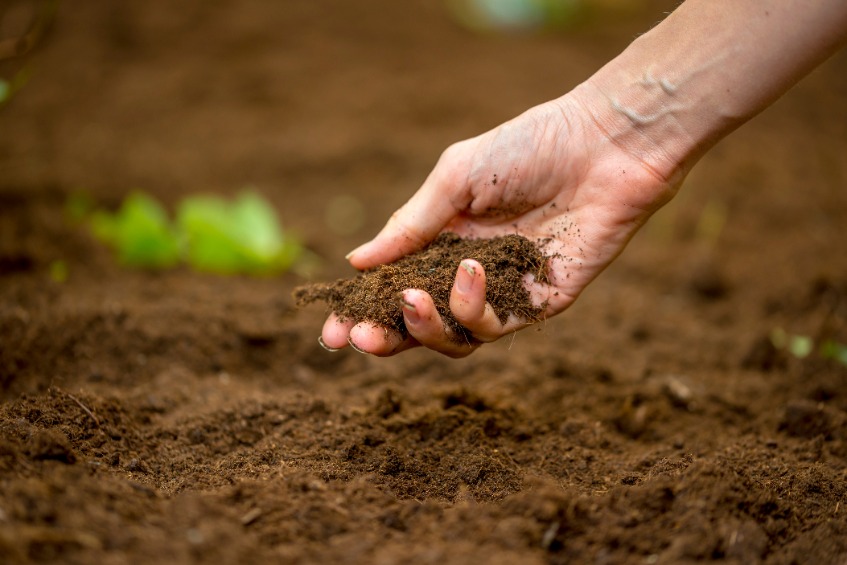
[294,233,549,341]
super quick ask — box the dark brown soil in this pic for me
[294,232,548,340]
[2,1,847,564]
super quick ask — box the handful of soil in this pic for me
[294,233,549,342]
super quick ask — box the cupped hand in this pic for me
[321,92,681,357]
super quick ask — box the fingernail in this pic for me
[456,260,476,293]
[318,336,340,352]
[345,244,364,261]
[347,337,368,354]
[399,293,420,324]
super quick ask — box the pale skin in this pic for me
[321,0,847,357]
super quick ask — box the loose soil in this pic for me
[2,1,847,564]
[294,233,548,341]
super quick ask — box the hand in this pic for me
[321,92,680,357]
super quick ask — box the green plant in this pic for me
[178,192,301,275]
[0,66,31,107]
[49,259,68,283]
[770,327,847,367]
[85,190,304,275]
[819,339,847,366]
[90,192,181,268]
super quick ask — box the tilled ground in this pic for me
[2,1,847,563]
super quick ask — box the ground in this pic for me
[2,1,847,563]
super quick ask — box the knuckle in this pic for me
[386,213,429,251]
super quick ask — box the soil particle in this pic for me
[778,400,844,439]
[373,388,403,418]
[294,233,549,342]
[28,429,77,464]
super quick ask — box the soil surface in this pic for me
[294,233,547,341]
[2,1,847,564]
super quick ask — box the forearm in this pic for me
[574,0,847,183]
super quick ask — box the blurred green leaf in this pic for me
[90,192,181,269]
[49,260,68,283]
[445,0,582,32]
[771,327,847,367]
[83,190,305,275]
[820,339,847,367]
[787,335,813,359]
[769,327,788,350]
[178,191,301,275]
[0,66,32,108]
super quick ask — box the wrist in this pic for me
[571,60,729,188]
[570,0,847,187]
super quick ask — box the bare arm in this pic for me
[577,0,847,186]
[328,0,847,357]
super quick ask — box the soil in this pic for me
[2,1,847,564]
[293,233,548,341]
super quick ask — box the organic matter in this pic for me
[294,233,548,341]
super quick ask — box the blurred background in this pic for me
[0,0,689,267]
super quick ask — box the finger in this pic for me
[400,289,479,358]
[447,259,503,341]
[347,146,472,270]
[452,259,539,340]
[321,313,356,350]
[348,321,418,357]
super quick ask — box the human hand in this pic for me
[321,91,680,357]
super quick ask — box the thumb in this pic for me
[346,156,469,270]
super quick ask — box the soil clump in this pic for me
[294,233,549,341]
